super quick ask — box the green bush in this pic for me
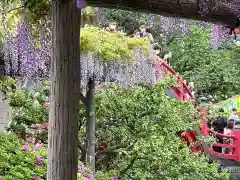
[8,88,48,134]
[0,133,47,179]
[80,27,149,62]
[0,133,113,180]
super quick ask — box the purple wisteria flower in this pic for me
[211,24,229,49]
[13,18,46,77]
[1,10,5,25]
[76,0,86,9]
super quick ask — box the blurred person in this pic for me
[229,108,239,121]
[145,27,154,43]
[106,22,117,32]
[223,119,234,154]
[212,108,228,153]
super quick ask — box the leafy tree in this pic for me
[84,78,230,179]
[170,27,240,102]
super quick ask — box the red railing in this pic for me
[156,61,194,100]
[157,61,240,161]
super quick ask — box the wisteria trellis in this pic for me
[1,0,239,81]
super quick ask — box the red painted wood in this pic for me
[233,131,240,161]
[207,148,237,160]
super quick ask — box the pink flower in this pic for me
[23,144,29,151]
[78,165,84,172]
[31,147,35,152]
[86,176,93,180]
[83,173,93,180]
[35,143,42,150]
[0,176,3,180]
[36,156,42,167]
[34,176,40,180]
[36,156,41,161]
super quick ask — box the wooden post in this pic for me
[47,0,80,179]
[85,77,96,176]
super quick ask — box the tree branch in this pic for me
[78,137,86,161]
[167,36,181,45]
[96,143,129,157]
[97,121,122,128]
[7,0,32,13]
[108,143,129,151]
[80,92,87,105]
[78,118,86,131]
[120,157,137,176]
[78,138,85,152]
[95,143,131,166]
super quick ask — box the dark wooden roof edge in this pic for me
[87,0,239,27]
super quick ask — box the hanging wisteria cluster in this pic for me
[1,0,239,81]
[159,0,240,48]
[211,24,229,49]
[2,13,156,89]
[39,17,51,75]
[1,0,158,88]
[160,15,238,49]
[160,16,190,37]
[201,0,240,49]
[2,17,49,77]
[80,49,155,89]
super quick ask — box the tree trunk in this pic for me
[85,77,96,176]
[47,0,80,179]
[87,0,240,27]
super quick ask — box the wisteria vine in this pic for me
[0,0,239,80]
[211,24,229,49]
[2,16,49,77]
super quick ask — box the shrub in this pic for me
[0,133,47,179]
[80,27,149,62]
[0,133,112,180]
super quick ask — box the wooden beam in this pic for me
[87,0,239,27]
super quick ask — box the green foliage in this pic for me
[0,133,47,179]
[2,78,229,179]
[8,87,48,132]
[103,9,150,34]
[25,0,51,22]
[90,78,229,179]
[1,0,50,22]
[0,77,15,95]
[82,6,96,16]
[171,27,240,102]
[0,133,97,180]
[0,8,20,47]
[80,27,150,62]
